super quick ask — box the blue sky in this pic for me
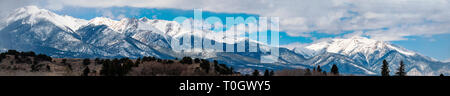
[1,0,449,61]
[52,6,450,61]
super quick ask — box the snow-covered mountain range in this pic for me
[0,6,448,75]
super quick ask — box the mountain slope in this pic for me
[0,6,448,75]
[0,6,290,71]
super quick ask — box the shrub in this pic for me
[180,57,193,64]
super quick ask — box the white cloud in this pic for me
[444,58,450,63]
[342,31,364,38]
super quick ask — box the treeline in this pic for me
[379,59,447,76]
[262,64,340,76]
[0,50,52,63]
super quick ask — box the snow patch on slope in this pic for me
[304,36,416,56]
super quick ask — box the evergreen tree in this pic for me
[270,70,275,76]
[264,69,270,76]
[166,60,174,64]
[0,53,6,62]
[395,61,406,76]
[95,58,100,65]
[83,58,90,66]
[46,65,51,71]
[213,60,219,65]
[135,57,141,67]
[194,58,201,63]
[252,69,260,76]
[180,57,193,64]
[331,64,339,75]
[440,73,444,76]
[82,66,90,76]
[230,67,234,74]
[61,59,67,65]
[381,60,390,76]
[199,59,210,73]
[317,65,322,72]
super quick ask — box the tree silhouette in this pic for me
[135,57,141,67]
[230,67,234,74]
[252,69,260,76]
[395,61,406,76]
[46,65,51,71]
[440,73,444,76]
[331,64,339,75]
[194,58,201,63]
[0,53,6,62]
[381,60,390,76]
[304,68,312,76]
[180,57,193,64]
[82,66,90,76]
[213,60,218,65]
[61,59,67,65]
[270,70,275,76]
[317,65,322,72]
[99,58,134,76]
[199,59,210,73]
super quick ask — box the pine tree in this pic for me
[135,57,141,67]
[83,58,90,66]
[95,58,100,65]
[252,69,260,76]
[440,73,444,76]
[270,70,275,76]
[199,60,210,73]
[180,57,193,64]
[264,69,270,76]
[194,58,201,63]
[331,64,339,75]
[230,67,234,74]
[395,61,406,76]
[381,60,390,76]
[61,59,67,65]
[213,60,218,65]
[317,65,322,72]
[46,65,51,71]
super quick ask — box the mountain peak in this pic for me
[304,36,416,56]
[17,6,47,14]
[6,6,50,21]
